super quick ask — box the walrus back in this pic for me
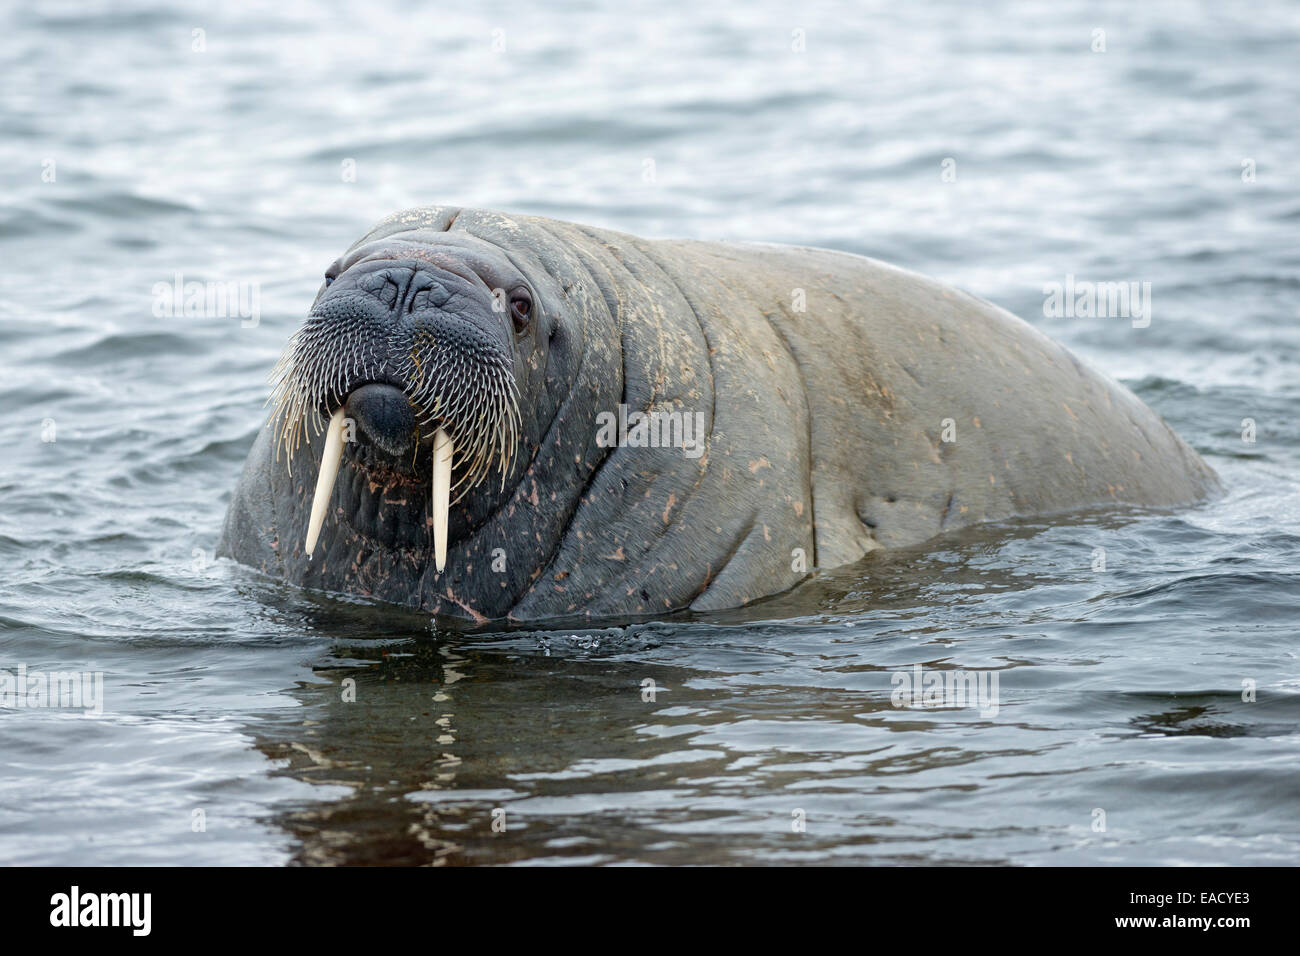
[633,236,1220,555]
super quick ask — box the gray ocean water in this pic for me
[1,0,1297,866]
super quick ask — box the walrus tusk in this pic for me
[432,427,453,572]
[305,407,346,558]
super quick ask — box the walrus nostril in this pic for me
[344,383,416,457]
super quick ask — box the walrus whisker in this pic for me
[267,305,521,557]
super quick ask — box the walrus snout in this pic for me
[268,245,525,568]
[345,383,416,457]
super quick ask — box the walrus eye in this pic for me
[509,291,532,333]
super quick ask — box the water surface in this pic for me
[1,0,1298,865]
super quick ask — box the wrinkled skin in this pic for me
[218,206,1221,621]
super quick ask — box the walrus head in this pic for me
[269,237,534,569]
[251,205,623,620]
[221,206,745,621]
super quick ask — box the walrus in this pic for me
[218,206,1220,621]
